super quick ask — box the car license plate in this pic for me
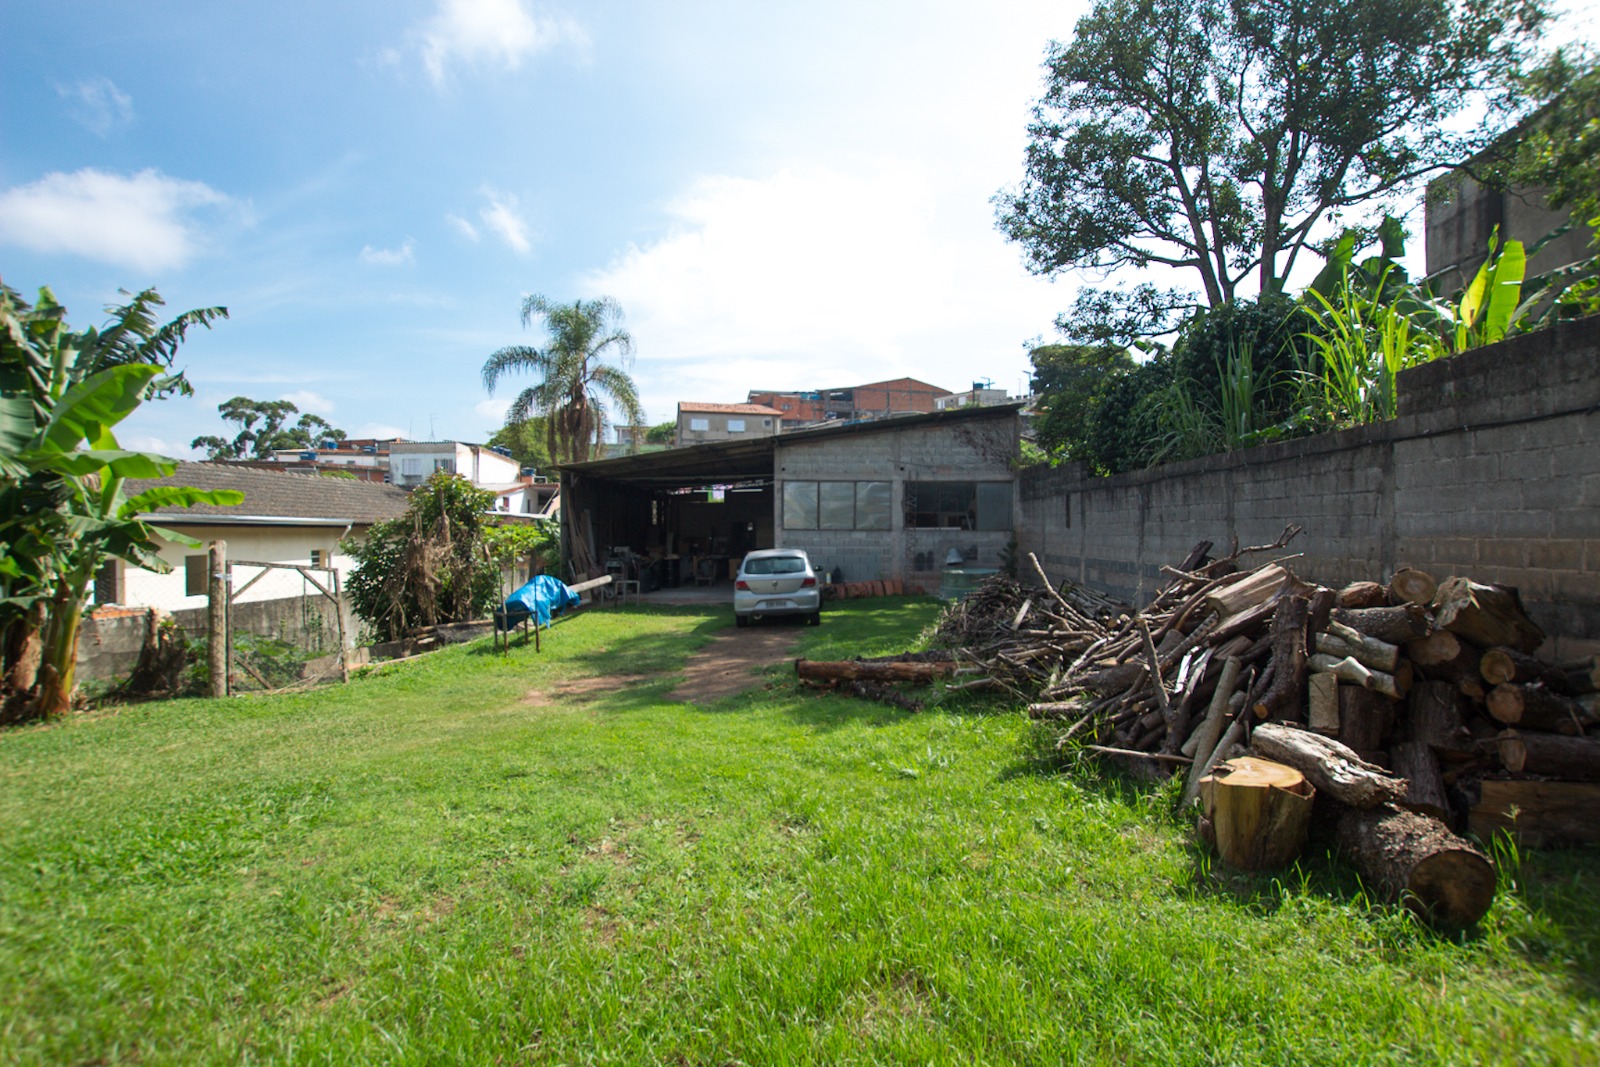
[762,599,794,610]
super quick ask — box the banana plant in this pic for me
[1,285,238,721]
[1453,230,1526,352]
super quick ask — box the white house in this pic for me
[100,463,412,615]
[388,441,520,489]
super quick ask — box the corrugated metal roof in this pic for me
[562,403,1022,488]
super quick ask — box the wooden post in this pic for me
[207,540,228,698]
[332,568,349,684]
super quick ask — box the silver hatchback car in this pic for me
[734,548,822,627]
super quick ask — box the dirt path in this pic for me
[669,625,804,705]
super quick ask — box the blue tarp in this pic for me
[503,574,582,627]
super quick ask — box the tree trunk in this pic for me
[1198,757,1315,870]
[1392,741,1450,820]
[1431,577,1545,654]
[1495,729,1600,780]
[1308,653,1408,700]
[1479,647,1577,694]
[1252,594,1308,721]
[1331,604,1432,644]
[1408,680,1473,758]
[1407,631,1484,700]
[1486,683,1588,734]
[1337,581,1389,610]
[1388,568,1438,606]
[1250,722,1407,808]
[1335,805,1496,926]
[795,660,957,682]
[1338,684,1395,754]
[1315,625,1400,673]
[1307,672,1340,736]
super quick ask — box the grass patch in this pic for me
[2,598,1597,1065]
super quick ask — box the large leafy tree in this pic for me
[0,284,239,721]
[485,416,554,473]
[996,0,1548,342]
[192,396,347,459]
[1027,343,1135,462]
[481,295,645,466]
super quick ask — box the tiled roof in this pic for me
[126,462,411,524]
[677,402,786,416]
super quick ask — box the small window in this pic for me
[689,418,709,432]
[727,419,746,432]
[310,549,326,567]
[433,458,455,474]
[185,555,207,597]
[783,481,819,529]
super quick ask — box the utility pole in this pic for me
[207,539,228,698]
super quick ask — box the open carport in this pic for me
[559,437,779,592]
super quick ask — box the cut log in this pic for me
[1338,685,1395,752]
[1316,625,1400,673]
[1479,647,1577,694]
[1252,594,1308,721]
[1307,672,1340,736]
[1338,581,1390,610]
[1204,564,1289,618]
[794,660,956,683]
[1392,741,1450,819]
[1308,653,1407,700]
[1485,683,1587,735]
[1331,604,1433,644]
[1407,630,1483,693]
[1335,805,1496,926]
[1466,778,1600,848]
[1494,729,1600,781]
[1387,568,1438,606]
[1307,586,1338,637]
[1408,680,1472,757]
[1198,757,1315,870]
[1250,722,1408,808]
[1431,577,1545,654]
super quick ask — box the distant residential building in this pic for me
[748,389,828,424]
[749,377,952,428]
[487,478,561,518]
[676,402,784,446]
[936,383,1012,411]
[387,441,520,489]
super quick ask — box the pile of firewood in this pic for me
[797,528,1599,924]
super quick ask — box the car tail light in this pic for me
[735,579,750,590]
[801,576,816,587]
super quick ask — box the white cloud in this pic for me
[0,168,230,273]
[58,76,134,136]
[284,390,335,415]
[475,397,512,424]
[409,0,590,87]
[360,238,415,265]
[583,162,1065,409]
[354,423,407,440]
[445,212,480,241]
[477,188,532,254]
[120,433,200,460]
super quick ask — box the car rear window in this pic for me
[744,556,807,575]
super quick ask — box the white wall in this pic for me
[115,524,360,613]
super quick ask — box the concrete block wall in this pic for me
[776,415,1019,583]
[1017,315,1600,659]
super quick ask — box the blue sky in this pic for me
[1,0,1088,454]
[3,1,1592,456]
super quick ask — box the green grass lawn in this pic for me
[3,598,1597,1066]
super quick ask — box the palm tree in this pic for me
[481,295,645,465]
